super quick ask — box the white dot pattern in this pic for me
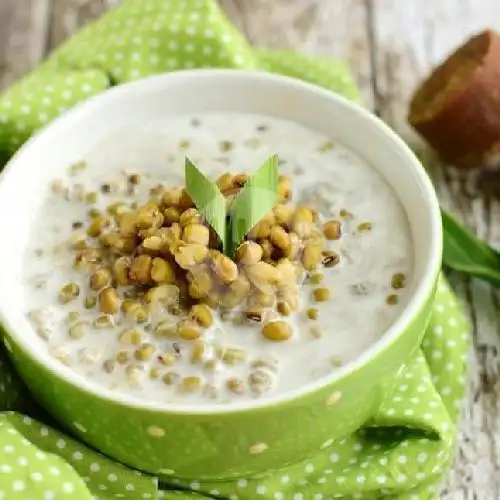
[0,0,469,498]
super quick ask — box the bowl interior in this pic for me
[0,70,441,412]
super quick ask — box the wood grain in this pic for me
[0,0,52,89]
[48,0,109,50]
[221,0,375,109]
[2,0,500,496]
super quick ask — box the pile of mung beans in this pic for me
[61,172,341,338]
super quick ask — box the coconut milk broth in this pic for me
[22,113,413,404]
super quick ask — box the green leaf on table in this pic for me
[442,209,500,286]
[185,157,227,251]
[229,154,279,256]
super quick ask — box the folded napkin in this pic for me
[0,1,470,499]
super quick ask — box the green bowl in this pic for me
[0,70,442,480]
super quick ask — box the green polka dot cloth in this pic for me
[0,1,470,499]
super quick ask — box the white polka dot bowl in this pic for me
[0,70,442,480]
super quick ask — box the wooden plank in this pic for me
[221,0,375,109]
[48,0,110,51]
[0,0,52,90]
[371,1,500,497]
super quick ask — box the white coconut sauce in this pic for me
[21,113,413,404]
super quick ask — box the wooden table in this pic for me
[1,1,499,497]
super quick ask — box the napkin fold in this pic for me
[0,1,469,499]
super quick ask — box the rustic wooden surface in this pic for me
[1,0,500,497]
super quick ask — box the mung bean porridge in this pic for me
[22,113,413,405]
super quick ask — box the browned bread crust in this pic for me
[409,30,500,169]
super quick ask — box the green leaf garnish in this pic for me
[184,155,279,257]
[229,154,279,255]
[185,157,227,251]
[442,209,500,286]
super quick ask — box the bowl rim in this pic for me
[0,69,442,414]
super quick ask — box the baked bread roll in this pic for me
[409,30,500,169]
